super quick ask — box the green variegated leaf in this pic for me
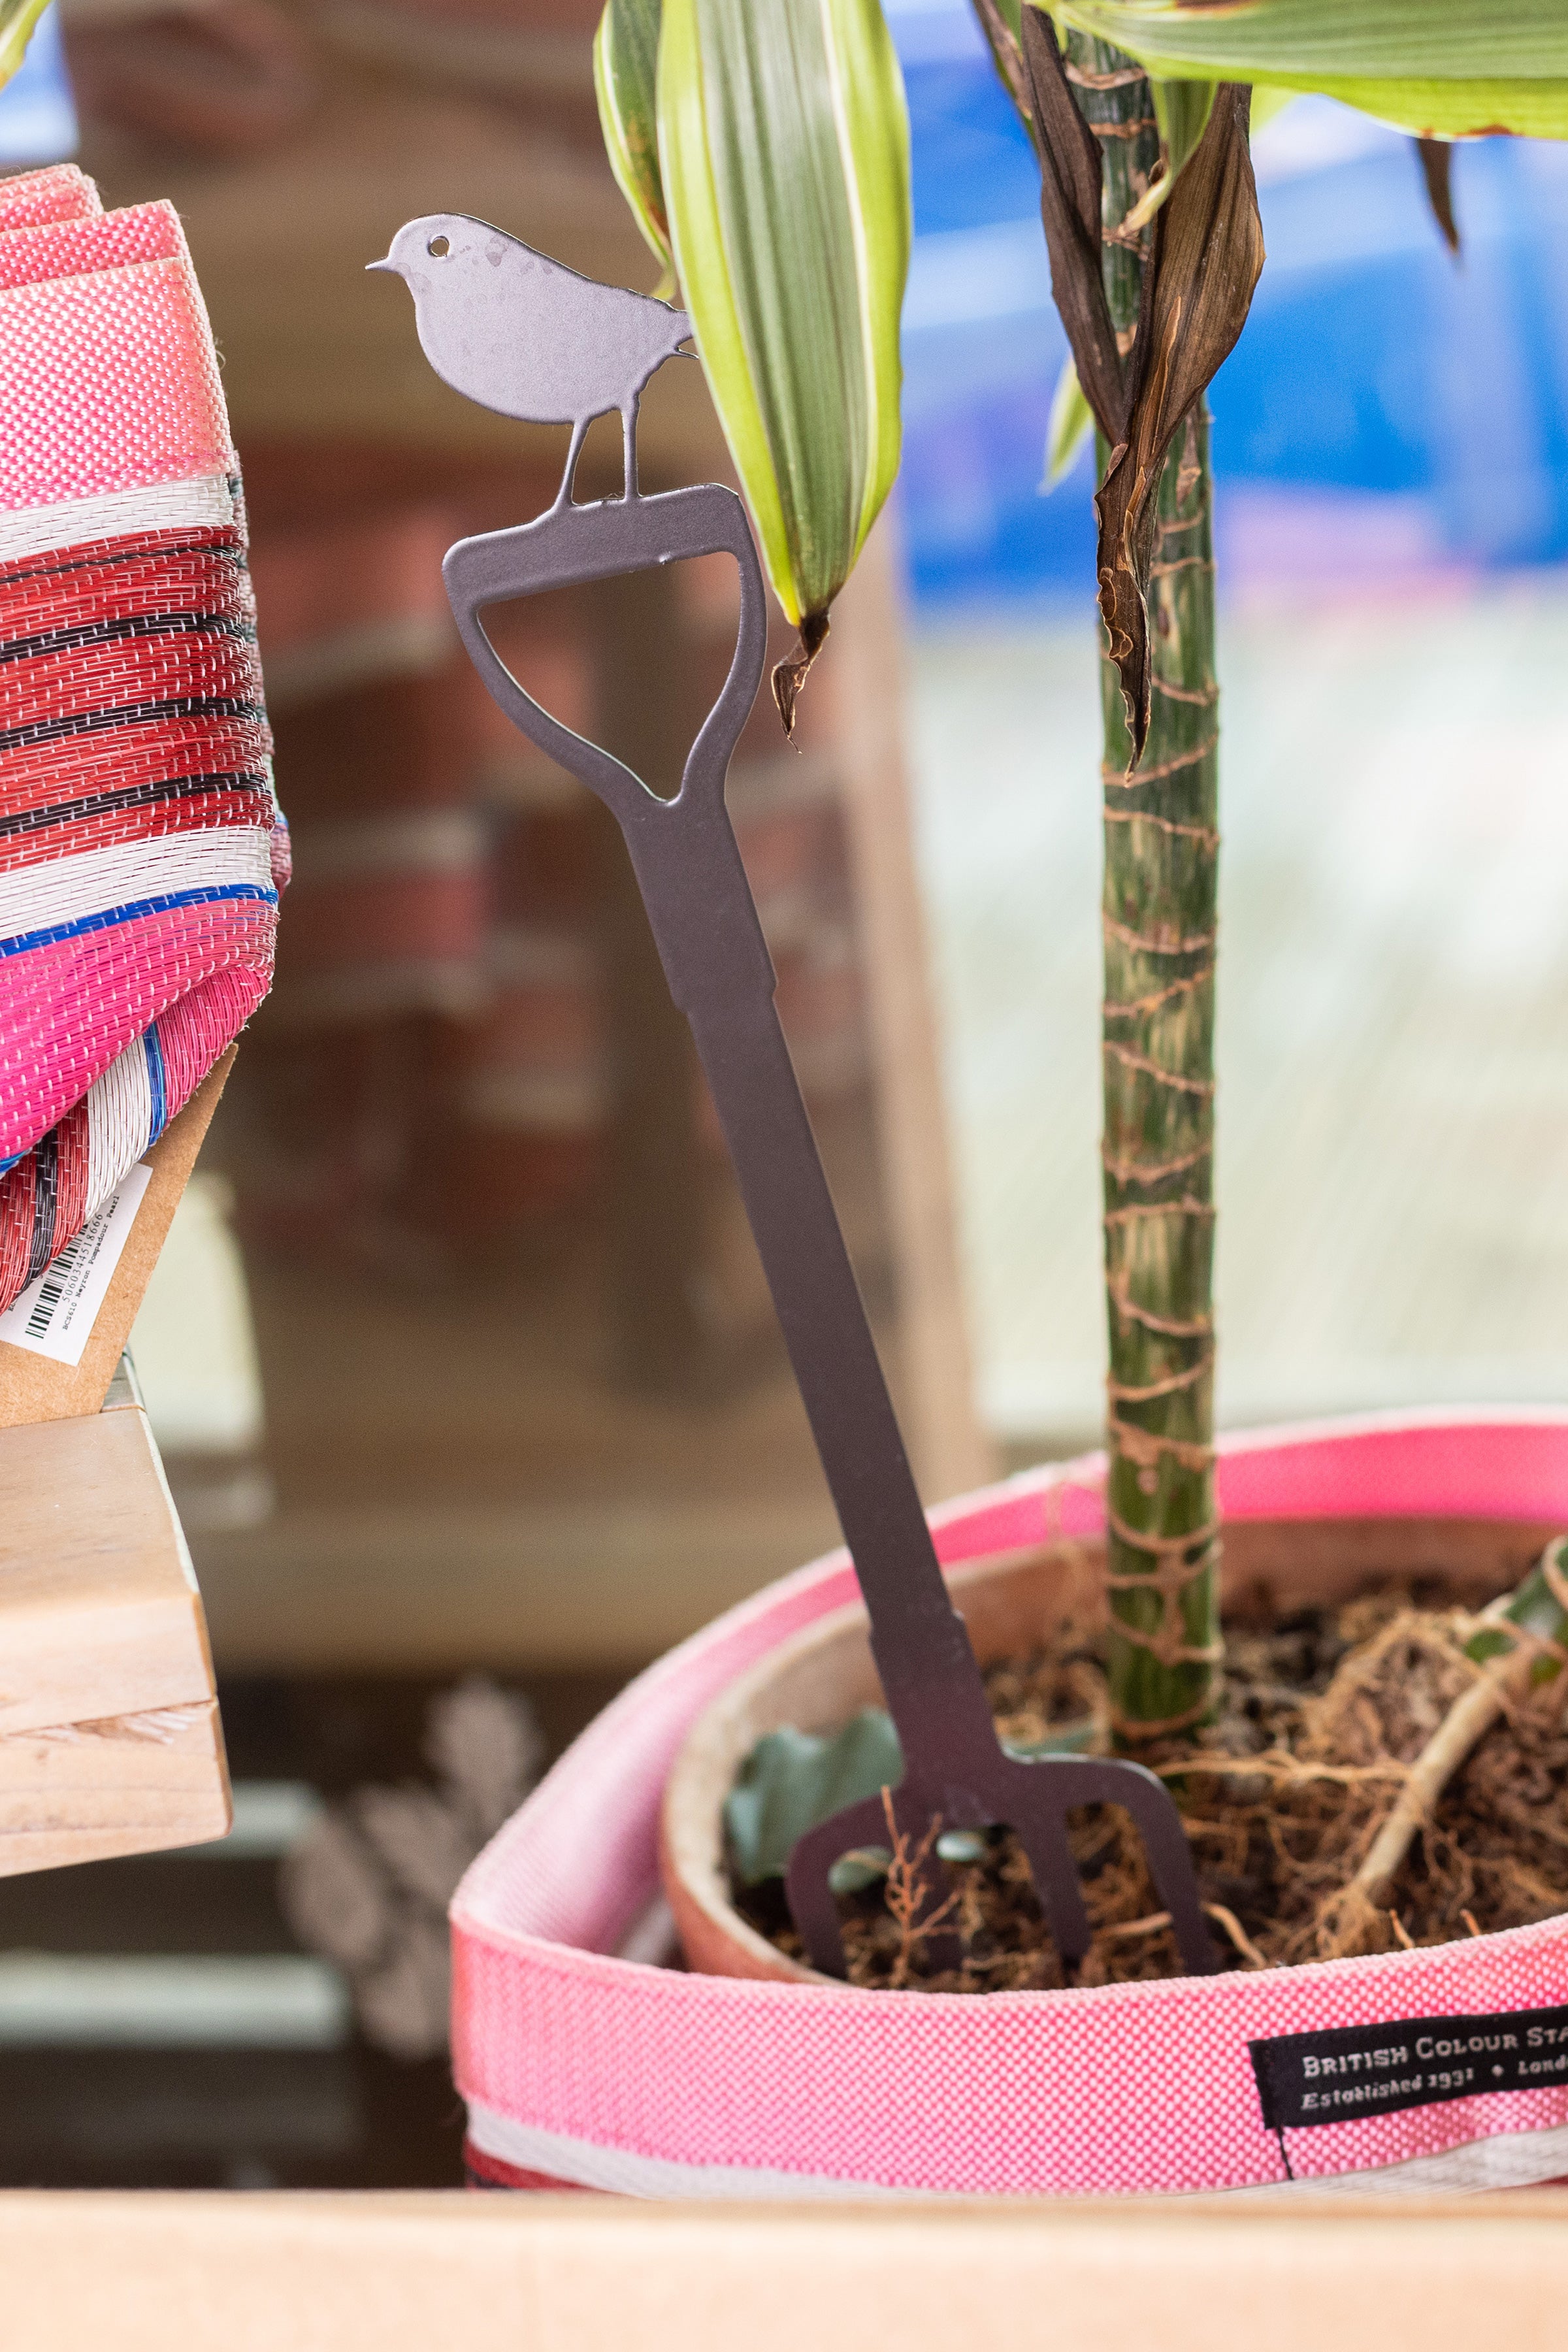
[1044,351,1093,487]
[1120,76,1216,232]
[1249,86,1298,137]
[1239,77,1568,140]
[594,0,675,297]
[1153,75,1215,161]
[1051,0,1568,140]
[1054,0,1568,81]
[0,0,48,86]
[657,0,911,725]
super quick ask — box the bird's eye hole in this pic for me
[427,235,450,259]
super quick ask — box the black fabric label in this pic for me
[1249,2002,1568,2131]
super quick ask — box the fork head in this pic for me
[785,1751,1220,1982]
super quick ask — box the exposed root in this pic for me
[1316,1658,1513,1954]
[879,1788,960,1989]
[1205,1899,1267,1970]
[1314,1544,1568,1957]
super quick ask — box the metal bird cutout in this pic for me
[372,221,1218,1984]
[368,214,691,510]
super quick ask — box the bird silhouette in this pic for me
[368,214,691,511]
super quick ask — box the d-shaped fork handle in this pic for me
[444,485,773,1024]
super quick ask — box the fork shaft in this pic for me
[444,489,994,1751]
[678,935,997,1759]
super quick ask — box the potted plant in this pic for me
[451,0,1568,2198]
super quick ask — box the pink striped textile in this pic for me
[453,1412,1568,2200]
[0,165,282,1312]
[0,163,101,231]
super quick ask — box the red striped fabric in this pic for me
[0,164,284,1316]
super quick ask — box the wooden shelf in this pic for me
[4,2187,1568,2349]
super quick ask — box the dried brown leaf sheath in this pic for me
[1019,15,1262,759]
[972,0,1029,121]
[772,610,830,737]
[1095,84,1264,760]
[1416,137,1460,255]
[1019,8,1129,445]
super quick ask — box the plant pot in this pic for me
[452,1411,1568,2200]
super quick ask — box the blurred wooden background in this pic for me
[59,0,990,1674]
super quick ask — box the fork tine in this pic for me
[1008,1801,1094,1964]
[1005,1754,1220,1976]
[785,1792,892,1978]
[1079,1760,1221,1974]
[785,1754,1219,1984]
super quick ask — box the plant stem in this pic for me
[1068,32,1222,1742]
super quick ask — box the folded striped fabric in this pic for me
[0,165,284,1314]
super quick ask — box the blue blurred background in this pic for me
[887,0,1568,609]
[0,5,74,170]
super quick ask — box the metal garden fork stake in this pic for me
[443,479,1219,1984]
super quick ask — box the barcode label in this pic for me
[0,1162,153,1366]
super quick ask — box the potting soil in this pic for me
[734,1586,1568,1991]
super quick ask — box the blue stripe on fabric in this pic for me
[144,1022,167,1144]
[0,882,277,962]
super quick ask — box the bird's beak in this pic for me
[365,255,396,275]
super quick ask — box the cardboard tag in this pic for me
[1250,2001,1568,2131]
[0,1048,236,1429]
[0,1164,153,1366]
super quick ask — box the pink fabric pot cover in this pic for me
[0,165,283,1309]
[453,1411,1568,2200]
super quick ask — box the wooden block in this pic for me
[0,1396,229,1875]
[0,1049,235,1430]
[0,1698,228,1878]
[0,1405,219,1740]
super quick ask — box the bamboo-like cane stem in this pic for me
[1068,33,1222,1740]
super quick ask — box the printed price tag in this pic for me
[0,1164,153,1367]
